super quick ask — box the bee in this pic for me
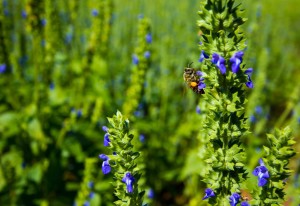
[183,63,205,94]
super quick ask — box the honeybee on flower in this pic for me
[183,63,205,94]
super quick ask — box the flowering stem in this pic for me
[99,111,144,205]
[194,0,252,204]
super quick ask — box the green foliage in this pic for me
[0,0,299,205]
[252,127,296,206]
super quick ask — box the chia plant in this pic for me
[99,111,144,205]
[74,158,97,206]
[122,16,152,118]
[252,127,296,206]
[194,0,250,204]
[192,2,297,205]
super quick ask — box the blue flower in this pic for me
[199,50,209,62]
[211,53,226,74]
[196,70,203,76]
[49,82,55,90]
[144,51,150,59]
[229,193,240,206]
[139,134,145,143]
[87,181,94,188]
[230,51,244,73]
[245,68,254,88]
[91,9,99,16]
[253,158,270,187]
[41,18,46,26]
[0,64,6,73]
[77,109,82,118]
[89,192,95,199]
[83,201,89,206]
[132,54,139,65]
[102,126,109,132]
[241,202,250,206]
[99,154,111,174]
[146,33,152,43]
[21,10,27,19]
[196,106,201,114]
[122,172,135,193]
[104,133,110,146]
[147,188,154,199]
[255,106,263,115]
[249,114,256,123]
[202,188,215,200]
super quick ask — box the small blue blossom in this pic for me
[198,81,206,90]
[21,10,27,19]
[19,56,28,66]
[196,70,203,76]
[102,126,109,132]
[65,33,73,44]
[146,33,152,43]
[99,154,111,174]
[196,105,201,114]
[250,114,256,123]
[229,193,240,206]
[211,53,226,74]
[41,39,46,47]
[298,117,300,124]
[132,54,139,65]
[104,133,110,146]
[202,188,215,200]
[241,201,250,206]
[199,50,209,62]
[139,134,145,143]
[49,82,55,90]
[197,76,206,90]
[91,9,99,16]
[255,106,263,115]
[0,64,6,73]
[138,14,144,19]
[144,51,150,59]
[77,109,82,118]
[230,51,244,73]
[89,192,95,199]
[4,9,9,17]
[122,172,135,193]
[41,19,46,26]
[87,181,94,188]
[252,158,270,187]
[245,68,254,88]
[83,201,89,206]
[147,188,154,199]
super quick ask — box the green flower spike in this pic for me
[195,0,251,204]
[99,111,144,206]
[253,127,296,206]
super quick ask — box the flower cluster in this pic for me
[252,158,270,187]
[199,50,254,88]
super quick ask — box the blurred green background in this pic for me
[0,0,299,205]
